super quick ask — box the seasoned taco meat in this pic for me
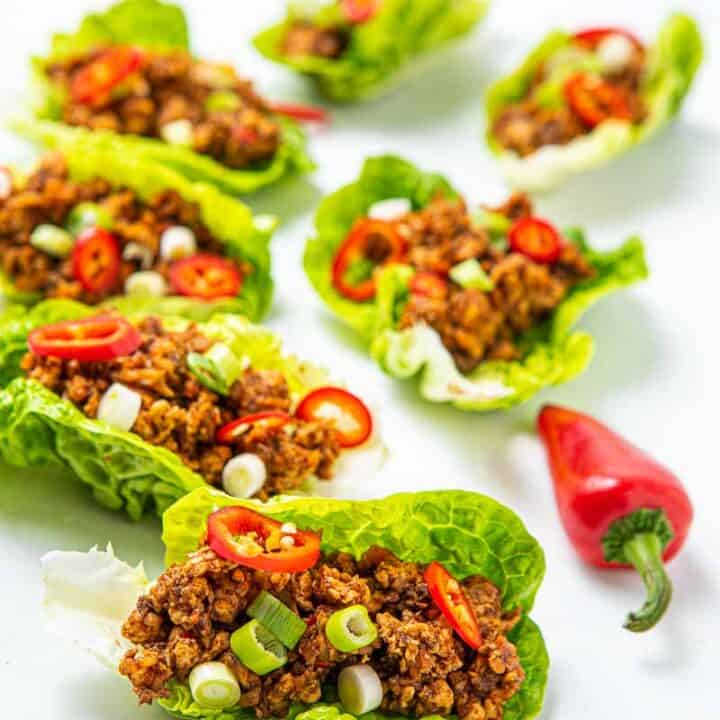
[21,316,340,498]
[395,195,595,372]
[47,48,281,169]
[119,542,524,719]
[282,21,349,60]
[0,153,248,304]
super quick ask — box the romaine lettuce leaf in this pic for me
[0,301,384,518]
[254,0,489,102]
[0,138,275,321]
[21,0,313,195]
[485,14,703,191]
[304,155,648,410]
[159,487,549,720]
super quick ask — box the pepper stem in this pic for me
[601,508,675,633]
[621,532,673,632]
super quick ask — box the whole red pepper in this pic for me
[537,405,693,633]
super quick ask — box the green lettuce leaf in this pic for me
[485,14,703,191]
[254,0,489,102]
[160,487,548,720]
[304,155,648,410]
[0,301,337,518]
[21,0,313,195]
[0,138,275,321]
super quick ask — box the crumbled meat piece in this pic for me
[282,21,348,60]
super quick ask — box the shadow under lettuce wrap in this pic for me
[13,0,314,196]
[485,14,703,192]
[304,155,648,411]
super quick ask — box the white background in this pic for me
[0,1,719,717]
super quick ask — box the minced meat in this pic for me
[119,544,524,719]
[21,315,340,498]
[282,21,349,60]
[46,49,281,169]
[396,195,595,372]
[0,153,249,304]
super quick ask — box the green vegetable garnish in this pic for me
[475,209,513,237]
[187,343,243,395]
[188,661,241,709]
[65,202,113,237]
[326,605,378,652]
[230,619,287,675]
[247,591,306,649]
[449,259,494,291]
[205,90,241,112]
[30,224,75,258]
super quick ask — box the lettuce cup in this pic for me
[0,150,274,320]
[0,301,383,518]
[42,489,548,719]
[485,14,703,191]
[13,0,314,196]
[304,155,648,411]
[254,0,489,102]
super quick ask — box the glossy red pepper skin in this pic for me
[537,405,693,568]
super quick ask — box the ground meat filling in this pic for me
[20,316,340,498]
[396,195,595,372]
[0,153,248,304]
[119,545,524,719]
[282,21,349,60]
[47,48,281,168]
[493,43,647,157]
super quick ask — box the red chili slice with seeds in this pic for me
[169,254,243,300]
[295,387,373,448]
[564,72,633,129]
[216,411,292,444]
[71,46,145,105]
[71,227,121,294]
[508,216,563,264]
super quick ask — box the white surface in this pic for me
[0,0,719,717]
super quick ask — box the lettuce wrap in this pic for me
[42,488,549,720]
[254,0,489,102]
[485,14,703,192]
[0,300,384,519]
[13,0,313,195]
[304,155,648,410]
[0,144,275,321]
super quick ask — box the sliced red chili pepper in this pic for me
[409,271,449,300]
[270,102,329,124]
[71,227,121,294]
[331,218,405,302]
[564,72,633,129]
[206,506,321,572]
[573,27,643,51]
[28,315,142,362]
[508,216,563,264]
[341,0,378,24]
[216,411,292,444]
[295,386,373,448]
[169,254,243,300]
[424,561,482,649]
[71,46,145,105]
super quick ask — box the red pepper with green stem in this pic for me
[538,405,693,633]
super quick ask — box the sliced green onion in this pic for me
[161,119,194,146]
[30,224,74,258]
[230,619,287,676]
[205,90,241,112]
[125,271,167,297]
[187,344,242,395]
[248,591,306,649]
[338,664,383,715]
[326,605,378,652]
[222,453,267,498]
[474,209,512,237]
[449,259,494,291]
[65,202,113,237]
[188,661,241,709]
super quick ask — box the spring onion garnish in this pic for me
[367,197,412,222]
[65,202,113,237]
[597,33,636,73]
[475,209,512,237]
[449,259,494,291]
[205,90,241,112]
[160,225,197,261]
[161,119,194,147]
[30,224,75,258]
[338,664,383,715]
[97,382,142,432]
[326,605,378,652]
[222,454,267,498]
[122,242,155,269]
[125,271,167,297]
[188,662,241,709]
[247,591,307,649]
[230,619,287,675]
[187,343,243,395]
